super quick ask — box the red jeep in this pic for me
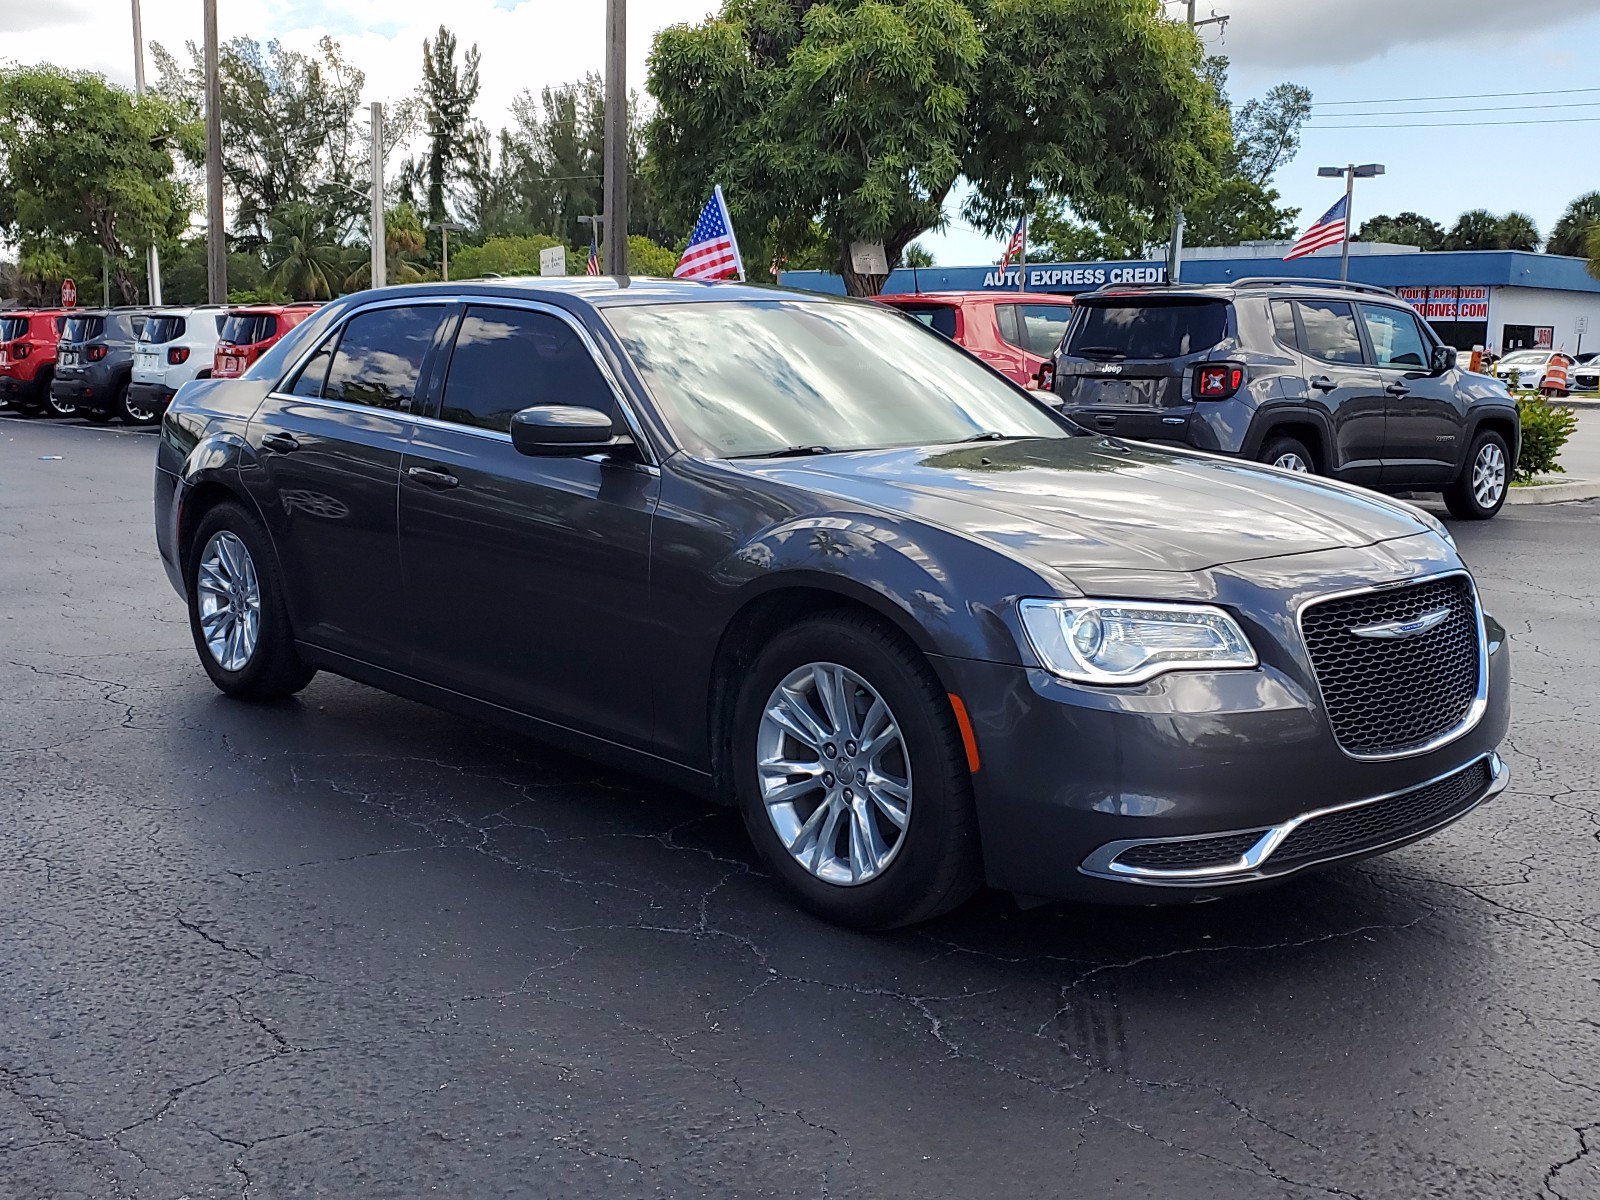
[876,291,1074,388]
[213,303,321,379]
[0,308,71,416]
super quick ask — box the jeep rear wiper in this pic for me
[1074,346,1128,361]
[729,444,836,459]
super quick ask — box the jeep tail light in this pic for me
[87,345,108,361]
[1195,362,1244,400]
[168,347,190,365]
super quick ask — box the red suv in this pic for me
[0,308,71,415]
[876,291,1074,387]
[213,303,321,378]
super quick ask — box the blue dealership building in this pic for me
[781,242,1600,356]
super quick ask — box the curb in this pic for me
[1507,478,1600,505]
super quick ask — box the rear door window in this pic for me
[220,314,276,346]
[1005,304,1074,356]
[1359,304,1429,368]
[890,304,958,339]
[1066,300,1227,360]
[321,305,442,411]
[439,306,618,433]
[1294,300,1366,365]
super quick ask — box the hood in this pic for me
[724,436,1434,576]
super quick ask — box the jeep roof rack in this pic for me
[1230,277,1398,298]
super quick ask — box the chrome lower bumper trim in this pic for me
[1079,752,1507,887]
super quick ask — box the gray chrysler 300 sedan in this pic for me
[154,278,1510,929]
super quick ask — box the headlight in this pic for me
[1018,598,1257,685]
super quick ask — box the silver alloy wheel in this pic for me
[196,531,262,672]
[1272,451,1310,473]
[47,392,76,417]
[123,392,158,423]
[756,662,912,887]
[1472,441,1507,509]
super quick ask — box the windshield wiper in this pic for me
[1075,346,1128,361]
[955,431,1010,443]
[729,444,836,459]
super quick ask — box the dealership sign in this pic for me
[981,263,1169,290]
[1395,285,1489,321]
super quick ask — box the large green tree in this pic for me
[1358,211,1445,250]
[1547,191,1600,257]
[0,66,196,304]
[647,0,1229,294]
[263,202,354,299]
[412,26,483,226]
[1443,208,1539,252]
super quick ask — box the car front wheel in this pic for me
[732,611,981,929]
[185,501,317,700]
[1259,434,1315,474]
[1444,429,1510,520]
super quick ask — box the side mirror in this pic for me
[510,404,628,457]
[1431,345,1457,375]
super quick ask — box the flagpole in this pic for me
[715,185,746,282]
[1017,213,1027,293]
[1340,164,1354,282]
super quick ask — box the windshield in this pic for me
[141,316,186,344]
[1066,299,1228,360]
[0,316,26,341]
[1498,351,1547,366]
[605,300,1071,458]
[60,316,103,342]
[221,314,278,345]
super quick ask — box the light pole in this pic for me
[370,102,386,289]
[203,0,226,303]
[578,214,603,272]
[432,221,466,282]
[1317,163,1385,281]
[131,0,163,304]
[602,0,628,276]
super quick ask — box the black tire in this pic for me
[82,409,114,424]
[185,501,317,700]
[117,382,160,426]
[1443,429,1511,521]
[46,388,77,418]
[1258,434,1315,475]
[12,400,45,417]
[731,610,981,930]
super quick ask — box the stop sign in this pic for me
[61,278,77,308]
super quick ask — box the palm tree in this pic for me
[1494,212,1540,252]
[264,204,352,300]
[1548,192,1600,257]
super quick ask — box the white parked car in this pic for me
[1572,356,1600,392]
[127,306,230,426]
[1491,349,1574,392]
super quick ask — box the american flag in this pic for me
[1284,195,1349,261]
[586,232,600,276]
[674,185,744,282]
[1000,215,1027,271]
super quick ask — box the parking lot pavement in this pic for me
[1,412,1596,1200]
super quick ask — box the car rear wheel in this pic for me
[118,385,160,426]
[732,610,981,929]
[1260,435,1315,474]
[46,390,77,418]
[185,502,317,700]
[1443,429,1510,520]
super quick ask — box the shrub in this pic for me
[1514,395,1578,481]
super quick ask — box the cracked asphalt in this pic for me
[1,411,1597,1200]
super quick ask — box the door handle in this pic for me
[261,432,299,454]
[1309,376,1337,393]
[1385,382,1411,397]
[407,465,459,489]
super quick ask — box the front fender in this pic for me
[155,427,256,599]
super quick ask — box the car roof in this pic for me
[341,275,843,312]
[1079,278,1405,305]
[877,290,1074,304]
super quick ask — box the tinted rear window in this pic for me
[891,304,958,339]
[221,314,279,345]
[142,316,186,344]
[61,317,104,342]
[0,317,27,340]
[1067,300,1227,360]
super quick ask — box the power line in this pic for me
[1310,115,1600,130]
[1316,86,1600,106]
[1324,100,1600,118]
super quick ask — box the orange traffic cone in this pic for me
[1541,356,1569,396]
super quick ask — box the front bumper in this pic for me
[932,553,1512,903]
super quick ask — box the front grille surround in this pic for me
[1296,572,1487,760]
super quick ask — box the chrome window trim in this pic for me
[1080,751,1505,886]
[1294,568,1488,761]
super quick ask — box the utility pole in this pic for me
[432,221,465,282]
[602,0,628,276]
[131,0,163,305]
[1169,1,1228,283]
[370,102,386,289]
[203,0,226,304]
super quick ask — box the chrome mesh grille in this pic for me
[1300,576,1480,756]
[1270,758,1493,866]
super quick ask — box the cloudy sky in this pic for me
[2,0,1598,264]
